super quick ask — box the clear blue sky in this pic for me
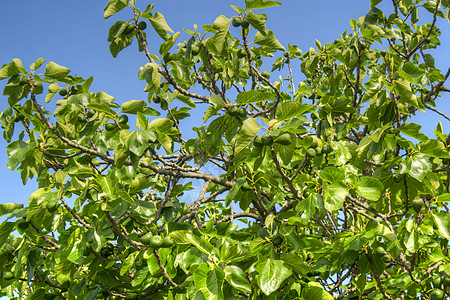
[0,1,449,208]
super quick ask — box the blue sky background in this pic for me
[0,1,449,210]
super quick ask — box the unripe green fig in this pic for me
[315,146,323,156]
[86,109,95,118]
[191,45,200,56]
[153,95,162,103]
[322,144,332,154]
[261,134,274,146]
[303,189,311,198]
[237,49,246,58]
[432,276,442,288]
[105,123,116,131]
[272,235,283,246]
[118,115,128,124]
[241,182,253,191]
[236,107,247,118]
[241,20,249,29]
[59,89,68,96]
[161,237,174,248]
[46,201,58,213]
[274,133,291,145]
[149,235,163,249]
[138,21,147,30]
[253,136,263,147]
[2,271,14,280]
[78,114,86,123]
[17,221,29,230]
[261,71,270,79]
[226,106,239,117]
[306,148,316,158]
[411,198,425,212]
[232,18,242,27]
[429,289,443,300]
[141,233,153,245]
[373,246,386,256]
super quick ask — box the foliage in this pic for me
[1,0,450,299]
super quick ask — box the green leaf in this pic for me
[432,211,450,240]
[194,263,223,300]
[356,177,384,201]
[404,228,420,253]
[147,12,174,40]
[399,123,429,142]
[394,79,422,111]
[126,129,157,156]
[281,253,308,276]
[419,139,450,158]
[209,95,225,110]
[54,260,75,284]
[6,140,36,170]
[30,58,46,71]
[246,12,267,35]
[44,62,71,80]
[320,167,345,183]
[95,174,116,198]
[276,101,311,121]
[245,0,282,9]
[236,90,274,104]
[254,30,285,51]
[104,0,128,19]
[331,141,352,166]
[256,258,292,295]
[116,189,136,206]
[122,100,146,114]
[324,182,348,212]
[0,203,23,217]
[304,282,334,300]
[399,62,425,84]
[400,154,432,182]
[370,0,383,8]
[213,15,231,53]
[0,62,20,80]
[235,118,259,153]
[107,21,135,57]
[224,266,251,294]
[138,63,161,89]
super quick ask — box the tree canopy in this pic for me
[1,0,450,299]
